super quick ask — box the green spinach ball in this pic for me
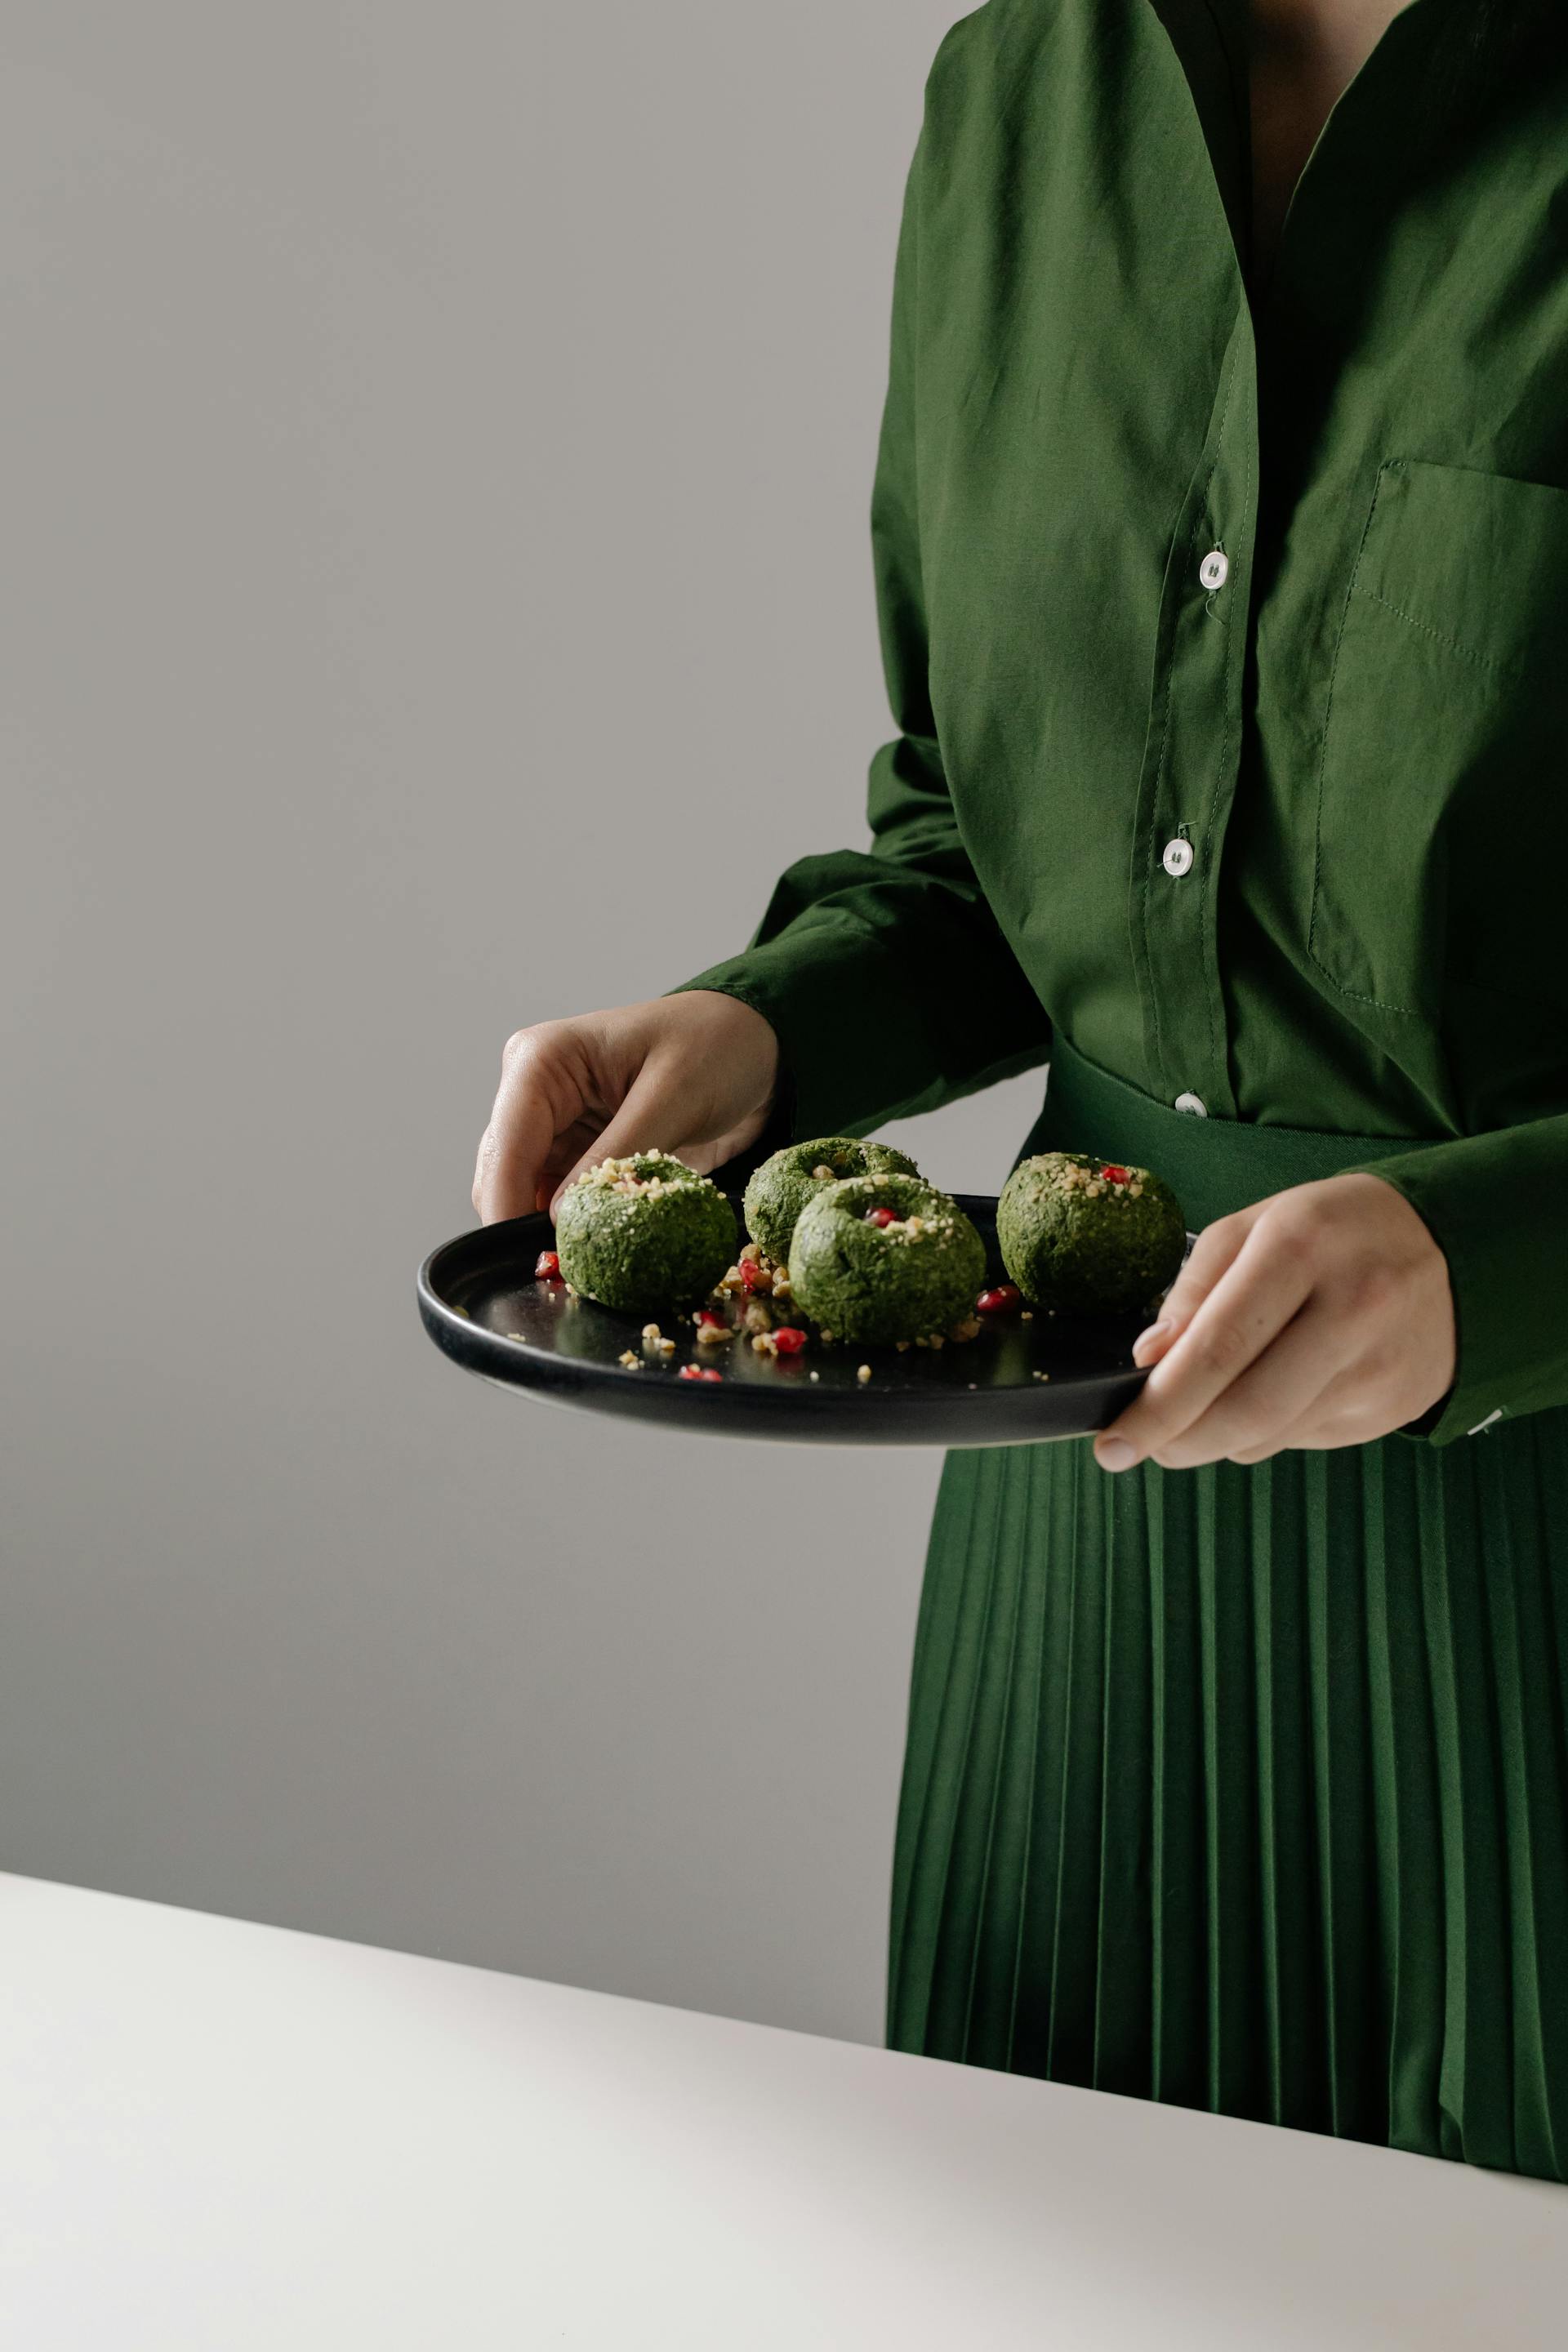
[742,1137,920,1267]
[788,1173,987,1345]
[555,1152,737,1314]
[996,1152,1186,1315]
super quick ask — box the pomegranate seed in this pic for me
[741,1258,769,1291]
[534,1250,561,1279]
[772,1325,808,1356]
[865,1206,899,1228]
[694,1309,726,1330]
[1099,1164,1130,1185]
[679,1362,723,1383]
[976,1284,1022,1315]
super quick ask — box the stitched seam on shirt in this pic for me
[1128,499,1183,1094]
[1351,587,1511,677]
[1141,563,1187,1091]
[1145,326,1245,1094]
[1307,460,1424,1018]
[1199,324,1250,1102]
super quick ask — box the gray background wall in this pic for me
[0,0,1045,2047]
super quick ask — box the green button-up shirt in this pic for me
[674,0,1568,1447]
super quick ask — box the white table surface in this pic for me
[2,1873,1564,2348]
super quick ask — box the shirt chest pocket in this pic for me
[1309,456,1568,1018]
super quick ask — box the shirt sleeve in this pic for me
[665,100,1053,1142]
[1340,1119,1568,1446]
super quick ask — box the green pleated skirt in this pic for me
[886,1038,1568,2183]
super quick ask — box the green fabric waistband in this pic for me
[1022,1031,1426,1231]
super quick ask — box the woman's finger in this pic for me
[1129,1208,1256,1366]
[1130,1296,1356,1468]
[1094,1215,1317,1469]
[477,1034,577,1225]
[1226,1350,1414,1460]
[1131,1316,1178,1369]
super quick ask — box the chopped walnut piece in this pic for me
[618,1350,640,1369]
[743,1301,773,1334]
[857,1364,872,1384]
[812,1163,836,1182]
[641,1323,662,1343]
[738,1241,762,1265]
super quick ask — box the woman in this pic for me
[474,0,1568,2180]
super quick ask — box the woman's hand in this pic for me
[1094,1172,1456,1471]
[471,991,781,1226]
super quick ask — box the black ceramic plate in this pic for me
[418,1183,1196,1449]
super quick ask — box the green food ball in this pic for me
[996,1152,1187,1314]
[743,1137,920,1266]
[788,1173,987,1345]
[555,1152,737,1314]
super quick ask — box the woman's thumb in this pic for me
[547,1065,684,1219]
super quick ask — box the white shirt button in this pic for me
[1162,837,1195,877]
[1199,547,1229,591]
[1174,1091,1208,1116]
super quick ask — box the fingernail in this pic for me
[1096,1437,1138,1472]
[1132,1320,1170,1361]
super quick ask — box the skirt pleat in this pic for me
[886,1407,1568,2183]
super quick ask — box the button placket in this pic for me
[1141,497,1241,1093]
[1129,305,1258,1118]
[1177,337,1258,1115]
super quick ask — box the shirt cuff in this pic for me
[1340,1118,1568,1446]
[667,922,1046,1142]
[666,930,906,1142]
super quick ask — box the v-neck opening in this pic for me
[1259,1,1438,327]
[1162,0,1437,332]
[1248,1,1431,323]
